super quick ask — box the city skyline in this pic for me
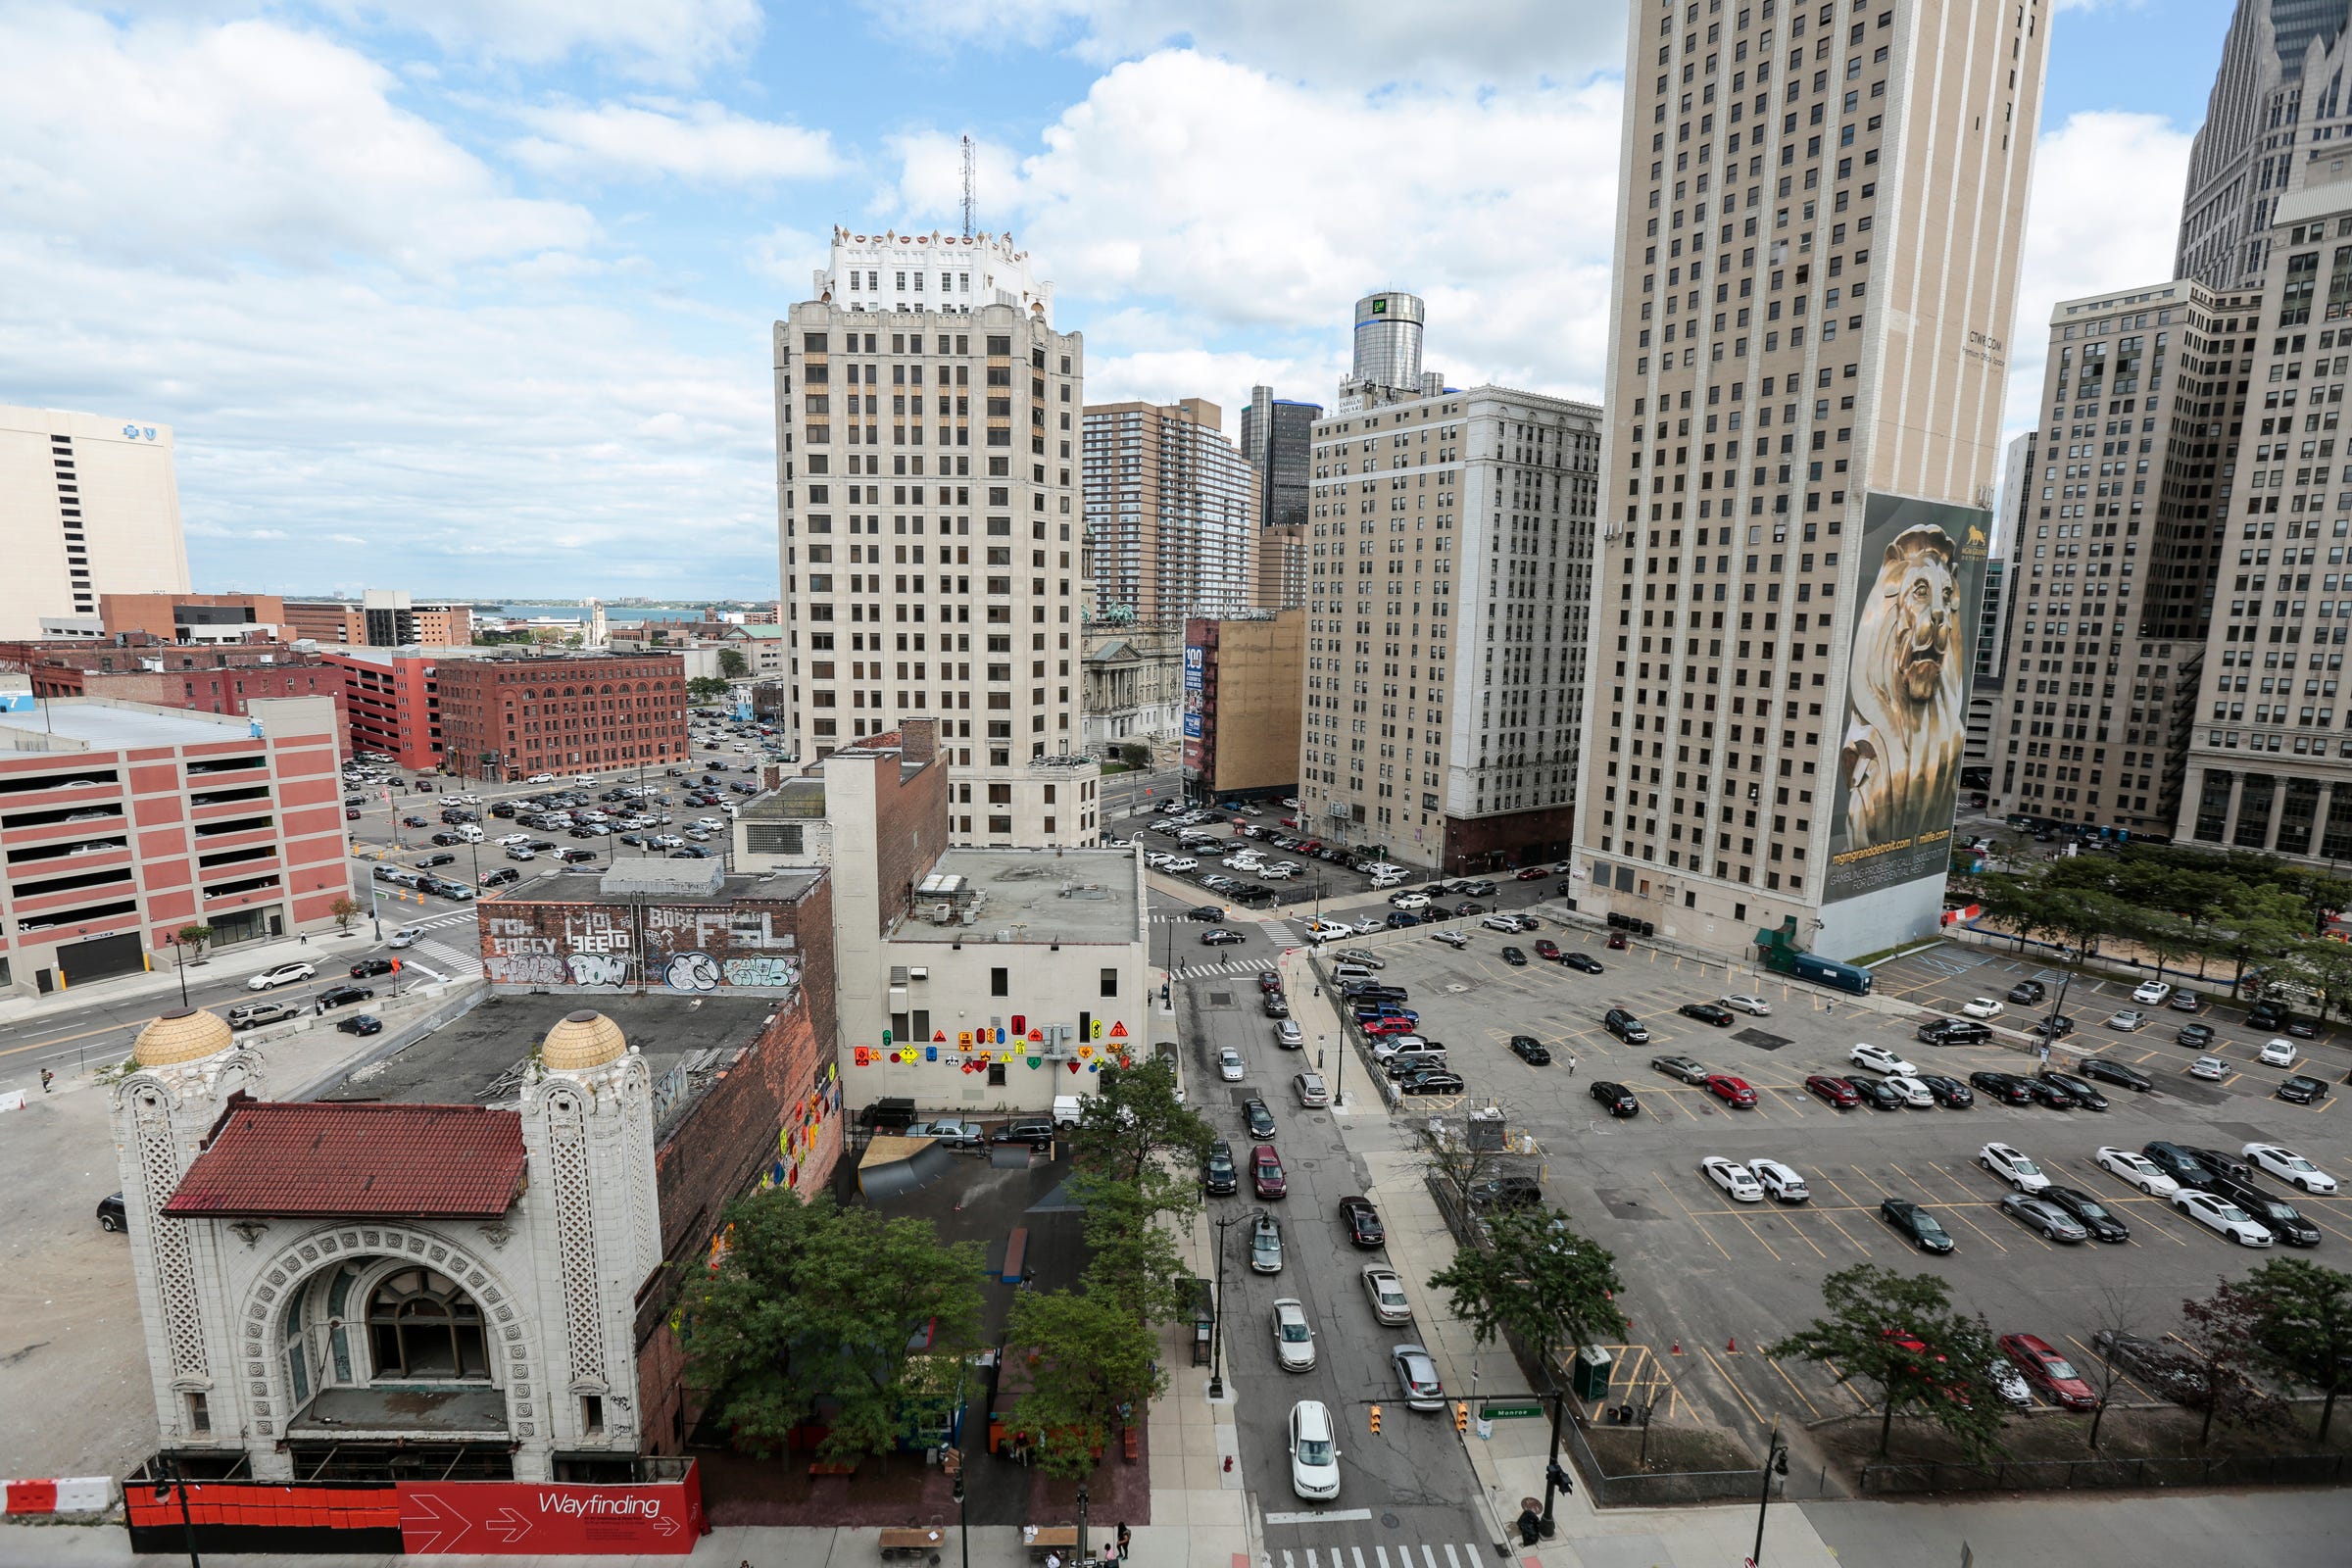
[0,2,2230,598]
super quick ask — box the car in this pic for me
[479,866,521,888]
[1590,1080,1640,1116]
[1274,1019,1304,1050]
[1339,1195,1385,1248]
[2258,1038,2299,1068]
[2006,980,2047,1004]
[2180,1054,2230,1084]
[1391,1343,1446,1410]
[1850,1043,1919,1076]
[1262,992,1291,1019]
[1799,1073,1860,1108]
[1384,911,1422,930]
[1650,1054,1710,1085]
[1252,1144,1288,1198]
[1427,928,1470,950]
[2000,1333,2099,1410]
[1604,1008,1650,1044]
[2142,1141,2218,1189]
[1333,948,1385,969]
[1979,1143,2051,1192]
[905,1119,983,1150]
[1389,891,1431,910]
[1880,1198,1956,1253]
[1968,1070,2034,1105]
[2249,1002,2291,1031]
[527,772,555,783]
[415,852,457,869]
[2242,1144,2337,1194]
[2037,1013,2077,1040]
[1987,1358,2034,1408]
[1163,857,1199,873]
[2036,1070,2109,1111]
[1201,1141,1238,1196]
[1748,1157,1810,1203]
[1916,1073,1976,1108]
[2177,1022,2217,1050]
[2182,1145,2257,1185]
[1480,913,1529,933]
[1705,1074,1758,1108]
[335,1012,384,1037]
[225,1000,299,1030]
[2132,980,2175,1005]
[2172,1189,2276,1247]
[2095,1147,2180,1197]
[1881,1074,1935,1108]
[506,847,537,861]
[1721,994,1773,1015]
[990,1119,1056,1150]
[2075,1057,2153,1093]
[2168,990,2203,1012]
[1244,1100,1277,1139]
[2209,1173,2323,1247]
[1560,952,1605,973]
[1847,1075,1907,1111]
[314,983,372,1011]
[1361,1016,1423,1039]
[1702,1155,1766,1201]
[1533,939,1561,960]
[1211,1045,1247,1083]
[1961,998,2005,1019]
[1498,945,1528,966]
[1288,1398,1341,1500]
[1508,1034,1553,1065]
[1353,915,1386,935]
[1917,1018,1992,1046]
[2104,1009,2147,1033]
[2287,1016,2322,1039]
[246,961,317,991]
[2040,1185,2131,1243]
[387,923,426,949]
[1272,1298,1318,1372]
[1679,1002,1736,1027]
[1250,1214,1285,1273]
[1295,1072,1329,1108]
[1999,1192,2088,1243]
[1467,1175,1544,1209]
[1398,1068,1466,1096]
[1258,972,1284,994]
[1361,1264,1412,1326]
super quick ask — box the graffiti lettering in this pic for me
[566,953,630,987]
[484,955,568,986]
[664,951,723,992]
[721,956,800,989]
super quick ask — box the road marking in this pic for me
[1262,1510,1373,1527]
[1653,1171,1733,1259]
[1695,1342,1767,1425]
[2066,1334,2160,1403]
[1817,1208,1877,1256]
[1765,1355,1825,1419]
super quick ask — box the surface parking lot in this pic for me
[1315,916,2352,1447]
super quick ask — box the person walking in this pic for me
[1116,1522,1132,1560]
[40,1068,54,1094]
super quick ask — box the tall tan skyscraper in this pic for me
[773,227,1101,848]
[1573,0,2047,958]
[0,405,190,640]
[1083,398,1258,621]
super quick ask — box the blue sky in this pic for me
[0,0,2230,599]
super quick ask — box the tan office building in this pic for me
[1183,612,1304,797]
[1571,0,2047,958]
[1083,398,1258,622]
[0,406,190,640]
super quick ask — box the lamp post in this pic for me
[168,933,188,1008]
[1075,1480,1090,1563]
[1205,1207,1259,1399]
[1751,1417,1789,1566]
[2039,971,2075,1065]
[153,1454,201,1568]
[1537,1364,1575,1539]
[951,1461,969,1568]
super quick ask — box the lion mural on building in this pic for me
[1838,521,1968,850]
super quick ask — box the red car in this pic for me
[1705,1074,1758,1108]
[1251,1144,1288,1199]
[1533,939,1561,960]
[1998,1332,2098,1410]
[1297,839,1322,853]
[1361,1015,1419,1037]
[1805,1074,1860,1108]
[1515,865,1548,880]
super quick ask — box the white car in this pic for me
[1217,1048,1245,1082]
[1722,995,1773,1015]
[1361,1264,1412,1325]
[2189,1055,2229,1081]
[1390,892,1431,910]
[1353,916,1386,934]
[246,961,317,991]
[693,816,725,831]
[2095,1147,2179,1197]
[2172,1189,2275,1247]
[1701,1155,1765,1202]
[1979,1142,2050,1193]
[1480,913,1530,933]
[527,772,555,783]
[1145,852,1178,868]
[1260,864,1298,881]
[1272,1298,1317,1372]
[1428,929,1470,949]
[1988,1359,2033,1408]
[2132,980,2174,1005]
[1288,1398,1341,1500]
[495,833,529,846]
[1884,1074,1936,1108]
[2258,1038,2298,1068]
[1747,1156,1810,1203]
[1849,1043,1919,1076]
[2242,1143,2338,1194]
[1164,857,1199,873]
[1221,855,1258,869]
[1961,998,2004,1019]
[1281,797,1298,808]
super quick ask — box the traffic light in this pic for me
[1366,1404,1381,1436]
[1453,1401,1469,1434]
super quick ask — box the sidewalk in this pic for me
[0,924,385,1027]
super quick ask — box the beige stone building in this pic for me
[1082,619,1186,761]
[1572,0,2047,958]
[1253,521,1307,612]
[1184,612,1304,797]
[1083,399,1258,621]
[0,405,189,640]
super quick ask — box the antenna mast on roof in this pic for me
[961,134,976,239]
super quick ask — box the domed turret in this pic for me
[540,1009,626,1071]
[131,1007,233,1069]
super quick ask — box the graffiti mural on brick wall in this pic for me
[481,903,802,994]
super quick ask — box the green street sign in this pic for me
[1478,1402,1543,1420]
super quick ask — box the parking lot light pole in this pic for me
[1752,1417,1788,1566]
[1206,1207,1259,1399]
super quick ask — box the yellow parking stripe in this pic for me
[1766,1355,1826,1420]
[1653,1171,1735,1260]
[1695,1342,1768,1426]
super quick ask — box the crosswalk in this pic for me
[1263,1540,1490,1568]
[1173,956,1279,980]
[408,937,482,980]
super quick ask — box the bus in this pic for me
[1781,951,1874,995]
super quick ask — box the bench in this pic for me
[1122,1426,1140,1462]
[1002,1226,1030,1285]
[1021,1526,1079,1563]
[876,1526,945,1563]
[808,1459,858,1478]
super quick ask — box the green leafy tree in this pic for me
[175,922,216,958]
[680,1191,985,1462]
[1767,1264,2005,1459]
[687,675,732,707]
[1004,1286,1166,1479]
[1067,1056,1214,1196]
[2176,1277,2295,1446]
[717,647,752,679]
[1426,1204,1629,1389]
[1120,743,1152,770]
[2234,1257,2352,1438]
[1073,1178,1194,1327]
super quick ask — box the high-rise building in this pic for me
[1302,369,1601,873]
[2178,1,2352,291]
[1337,291,1435,412]
[432,651,687,782]
[1083,398,1258,621]
[1241,385,1323,532]
[773,227,1101,847]
[1572,0,2046,958]
[0,406,190,640]
[1987,279,2242,839]
[2180,158,2352,858]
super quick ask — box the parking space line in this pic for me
[1764,1355,1825,1420]
[2065,1334,2160,1404]
[1819,1356,1875,1414]
[1778,1212,1831,1259]
[1818,1171,1870,1208]
[1887,1162,2009,1251]
[1695,1343,1768,1426]
[1652,1171,1735,1260]
[1816,1207,1878,1256]
[1740,1216,1785,1261]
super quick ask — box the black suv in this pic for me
[2006,980,2047,1005]
[2208,1173,2322,1246]
[1603,1007,1650,1044]
[1201,1141,1238,1196]
[2140,1141,2212,1189]
[1590,1080,1640,1116]
[990,1120,1056,1150]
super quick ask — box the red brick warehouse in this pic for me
[431,653,690,782]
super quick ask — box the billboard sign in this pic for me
[1183,645,1204,690]
[1824,492,1990,905]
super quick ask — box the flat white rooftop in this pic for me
[0,701,249,751]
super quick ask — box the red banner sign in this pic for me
[397,1474,703,1555]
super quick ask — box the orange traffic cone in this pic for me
[1670,1339,1682,1356]
[1727,1336,1739,1353]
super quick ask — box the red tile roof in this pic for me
[162,1102,527,1220]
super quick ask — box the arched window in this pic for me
[367,1267,488,1380]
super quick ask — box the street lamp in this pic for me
[1075,1480,1090,1563]
[151,1454,201,1568]
[1751,1417,1790,1566]
[1205,1207,1261,1399]
[167,932,188,1008]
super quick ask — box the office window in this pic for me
[992,966,1009,997]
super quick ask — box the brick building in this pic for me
[97,592,287,644]
[318,647,467,772]
[283,591,473,649]
[1183,612,1303,800]
[432,653,688,782]
[0,641,348,728]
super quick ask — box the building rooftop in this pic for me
[0,698,253,752]
[163,1102,527,1220]
[890,847,1142,947]
[482,861,821,908]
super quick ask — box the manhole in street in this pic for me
[1208,992,1234,1006]
[1380,1513,1401,1530]
[1446,983,1471,994]
[1735,1028,1789,1051]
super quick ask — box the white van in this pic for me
[454,823,484,843]
[1331,962,1377,983]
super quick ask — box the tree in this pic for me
[717,647,752,680]
[328,898,359,934]
[2234,1257,2352,1438]
[1120,743,1152,770]
[1004,1286,1165,1479]
[687,675,732,707]
[1417,1110,1519,1215]
[680,1190,985,1462]
[175,923,215,958]
[1071,1178,1193,1328]
[1067,1055,1213,1198]
[2176,1277,2294,1446]
[1767,1264,2005,1459]
[1426,1203,1629,1368]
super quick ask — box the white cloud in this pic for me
[864,0,1624,87]
[327,0,763,81]
[0,9,591,275]
[509,99,844,184]
[2003,110,2195,438]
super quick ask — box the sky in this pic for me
[0,0,2231,600]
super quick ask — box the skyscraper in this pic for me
[1336,292,1438,412]
[2179,1,2352,290]
[1242,384,1324,532]
[773,227,1101,847]
[1572,0,2047,958]
[1082,398,1258,622]
[0,405,190,640]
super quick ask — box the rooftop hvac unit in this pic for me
[926,902,958,925]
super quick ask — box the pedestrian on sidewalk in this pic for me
[40,1068,54,1094]
[1116,1522,1132,1559]
[1102,1543,1117,1564]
